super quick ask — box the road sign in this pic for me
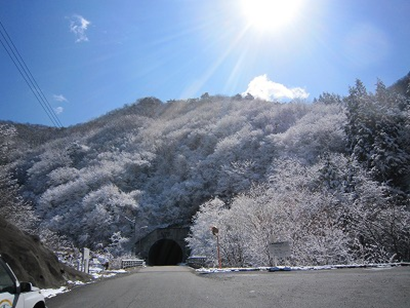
[210,226,221,268]
[83,247,90,273]
[269,241,291,258]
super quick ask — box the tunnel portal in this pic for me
[135,226,190,266]
[148,239,183,266]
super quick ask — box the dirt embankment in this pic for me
[0,217,90,288]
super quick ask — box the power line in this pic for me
[0,19,63,128]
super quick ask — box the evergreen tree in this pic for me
[345,80,410,196]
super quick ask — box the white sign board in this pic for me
[83,247,90,273]
[269,241,291,258]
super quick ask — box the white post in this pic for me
[83,247,90,273]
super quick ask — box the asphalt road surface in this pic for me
[47,265,410,308]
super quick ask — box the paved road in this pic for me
[47,266,410,308]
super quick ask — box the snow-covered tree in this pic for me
[0,124,38,233]
[186,198,227,267]
[3,78,409,261]
[345,80,410,195]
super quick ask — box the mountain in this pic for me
[1,74,410,266]
[390,71,410,97]
[8,95,346,250]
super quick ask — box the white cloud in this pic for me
[53,94,68,103]
[69,15,91,43]
[53,94,67,115]
[54,107,64,114]
[243,75,309,101]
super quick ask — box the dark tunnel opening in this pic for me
[148,239,183,266]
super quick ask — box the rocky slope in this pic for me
[0,217,90,288]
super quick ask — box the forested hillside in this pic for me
[1,77,409,266]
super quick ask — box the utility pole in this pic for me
[122,214,141,255]
[121,213,149,257]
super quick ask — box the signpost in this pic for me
[83,247,90,273]
[211,226,222,269]
[269,241,291,266]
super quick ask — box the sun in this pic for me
[241,0,304,33]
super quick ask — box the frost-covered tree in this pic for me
[188,152,410,266]
[274,103,347,163]
[0,124,38,233]
[186,198,227,267]
[314,92,343,105]
[4,78,409,260]
[0,124,17,164]
[345,80,410,197]
[106,231,130,257]
[0,169,38,233]
[189,158,352,267]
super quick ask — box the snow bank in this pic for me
[41,268,128,298]
[196,263,403,273]
[41,286,68,299]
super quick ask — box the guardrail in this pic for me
[121,259,145,269]
[187,256,207,269]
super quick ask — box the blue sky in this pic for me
[1,0,409,127]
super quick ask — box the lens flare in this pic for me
[241,0,304,32]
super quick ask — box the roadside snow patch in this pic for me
[41,286,68,298]
[196,263,402,273]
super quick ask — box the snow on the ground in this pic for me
[41,286,69,299]
[91,268,127,279]
[196,263,402,273]
[41,268,129,299]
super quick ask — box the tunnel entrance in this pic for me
[148,239,183,266]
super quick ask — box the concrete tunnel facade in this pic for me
[134,227,190,266]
